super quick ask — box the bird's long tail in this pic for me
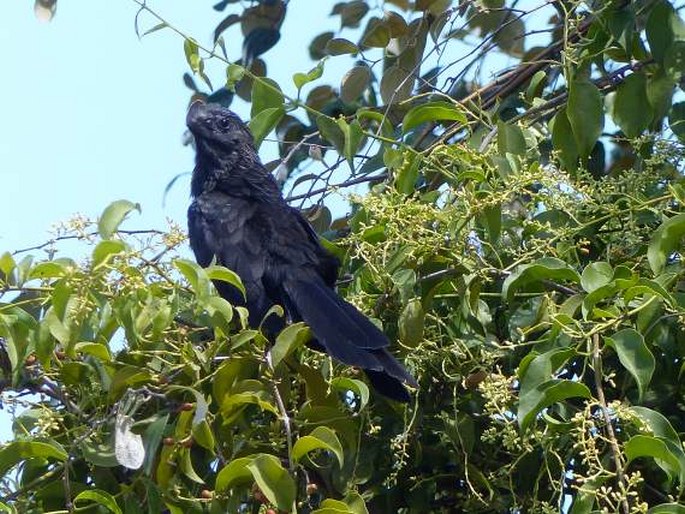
[283,278,417,402]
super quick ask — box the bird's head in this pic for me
[186,101,255,162]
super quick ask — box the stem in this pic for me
[265,351,294,473]
[591,333,630,514]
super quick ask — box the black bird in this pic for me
[186,102,417,402]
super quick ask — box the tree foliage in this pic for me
[3,0,685,512]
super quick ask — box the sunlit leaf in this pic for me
[402,101,466,133]
[292,426,344,467]
[98,200,140,239]
[74,490,123,514]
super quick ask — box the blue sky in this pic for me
[0,0,355,441]
[0,1,349,254]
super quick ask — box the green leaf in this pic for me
[402,101,466,134]
[649,504,685,514]
[648,212,685,274]
[325,38,359,55]
[246,454,296,512]
[580,262,613,293]
[312,504,355,514]
[567,79,604,158]
[143,413,169,476]
[206,265,246,299]
[340,65,371,103]
[249,107,285,149]
[0,252,15,279]
[482,204,501,244]
[336,118,365,168]
[497,120,527,156]
[518,379,591,432]
[336,1,370,28]
[394,152,421,196]
[292,426,344,467]
[361,18,391,48]
[226,63,245,92]
[380,65,414,105]
[44,307,71,346]
[98,200,140,239]
[74,490,123,514]
[606,329,655,401]
[612,72,653,138]
[183,38,201,74]
[317,115,345,155]
[74,342,111,362]
[526,70,547,101]
[29,260,70,280]
[646,0,678,63]
[342,492,370,514]
[141,22,168,38]
[631,406,676,441]
[398,298,424,347]
[625,435,683,483]
[0,441,67,477]
[192,419,215,453]
[293,59,326,91]
[502,257,580,302]
[519,347,574,402]
[271,322,311,369]
[173,258,211,298]
[331,377,370,410]
[215,457,255,492]
[250,78,284,118]
[551,108,579,172]
[92,240,127,268]
[670,102,685,142]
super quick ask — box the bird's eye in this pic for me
[218,118,231,130]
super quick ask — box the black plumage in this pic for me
[186,102,417,402]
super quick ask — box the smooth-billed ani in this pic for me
[186,102,417,402]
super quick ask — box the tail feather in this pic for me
[283,278,416,402]
[365,370,411,403]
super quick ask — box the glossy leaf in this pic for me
[271,322,310,369]
[613,72,653,138]
[625,435,684,483]
[567,80,603,158]
[293,59,326,91]
[518,379,591,432]
[580,262,613,293]
[551,108,579,172]
[497,120,527,156]
[246,454,296,511]
[74,490,123,514]
[249,107,285,149]
[402,101,466,133]
[502,257,580,302]
[606,329,654,401]
[0,441,67,477]
[98,200,140,239]
[215,457,254,492]
[292,426,344,467]
[648,212,685,274]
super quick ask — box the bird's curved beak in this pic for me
[186,100,206,132]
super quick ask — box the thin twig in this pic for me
[265,351,294,473]
[285,172,388,203]
[591,333,630,514]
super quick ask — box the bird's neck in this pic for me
[191,149,282,203]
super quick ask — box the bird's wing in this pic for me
[188,192,272,324]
